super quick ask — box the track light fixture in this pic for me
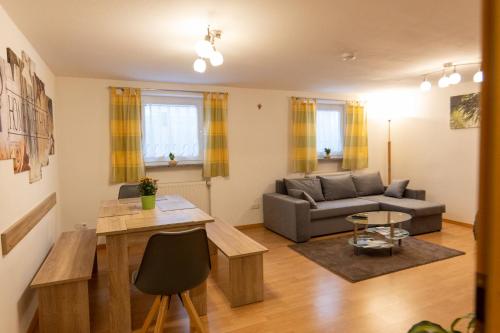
[419,62,482,92]
[193,26,224,73]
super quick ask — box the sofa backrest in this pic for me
[276,180,287,194]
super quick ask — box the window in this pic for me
[142,92,204,165]
[316,102,344,158]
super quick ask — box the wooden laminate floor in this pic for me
[83,222,475,333]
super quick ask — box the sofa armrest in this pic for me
[263,193,311,242]
[404,188,426,200]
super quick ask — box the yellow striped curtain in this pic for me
[110,87,145,183]
[291,97,318,173]
[342,101,368,170]
[203,92,229,178]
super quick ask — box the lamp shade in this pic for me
[449,72,462,85]
[420,79,431,92]
[193,58,207,73]
[438,75,450,88]
[210,50,224,66]
[473,70,483,83]
[195,40,213,58]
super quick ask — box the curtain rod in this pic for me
[292,96,348,103]
[108,87,228,94]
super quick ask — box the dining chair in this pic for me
[133,228,211,333]
[118,184,141,199]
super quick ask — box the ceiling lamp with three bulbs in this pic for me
[193,26,224,73]
[419,62,483,92]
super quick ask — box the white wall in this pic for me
[55,77,365,231]
[0,6,60,333]
[365,82,480,224]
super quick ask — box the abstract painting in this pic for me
[450,92,480,129]
[0,48,55,183]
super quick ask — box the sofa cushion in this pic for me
[352,172,385,196]
[285,178,325,202]
[310,198,379,220]
[384,179,410,198]
[362,195,445,217]
[287,189,318,209]
[318,175,357,200]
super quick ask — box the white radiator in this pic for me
[156,181,211,213]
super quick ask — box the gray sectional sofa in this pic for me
[263,172,445,242]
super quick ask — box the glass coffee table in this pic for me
[346,211,411,256]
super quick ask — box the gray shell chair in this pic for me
[133,228,211,333]
[118,184,141,199]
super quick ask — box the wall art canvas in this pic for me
[0,48,55,183]
[450,92,480,129]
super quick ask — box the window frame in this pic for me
[141,92,204,167]
[316,100,345,160]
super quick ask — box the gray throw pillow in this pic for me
[384,179,410,198]
[288,189,318,209]
[284,178,325,202]
[318,175,357,200]
[352,172,385,196]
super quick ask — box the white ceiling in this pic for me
[0,0,481,92]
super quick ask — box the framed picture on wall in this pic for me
[450,92,480,129]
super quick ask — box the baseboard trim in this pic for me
[26,309,38,333]
[235,223,264,230]
[443,219,474,228]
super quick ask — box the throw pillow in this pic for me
[284,178,325,202]
[288,189,318,209]
[384,179,410,198]
[318,175,357,200]
[351,172,385,196]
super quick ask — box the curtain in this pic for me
[203,92,229,178]
[291,97,318,173]
[110,87,145,183]
[342,101,368,170]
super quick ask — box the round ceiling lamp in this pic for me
[194,26,223,73]
[473,70,483,83]
[420,78,432,92]
[438,74,450,88]
[193,58,207,73]
[449,66,462,85]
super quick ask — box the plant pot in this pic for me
[169,160,177,167]
[324,154,331,159]
[141,195,156,210]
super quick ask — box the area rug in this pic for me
[289,236,465,282]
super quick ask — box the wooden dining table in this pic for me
[96,195,214,333]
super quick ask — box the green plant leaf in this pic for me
[407,321,448,333]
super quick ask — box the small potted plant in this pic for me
[138,177,158,210]
[168,152,177,167]
[324,148,332,159]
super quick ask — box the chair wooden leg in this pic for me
[153,296,169,333]
[181,292,207,333]
[140,296,161,333]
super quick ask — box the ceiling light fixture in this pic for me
[418,61,482,91]
[193,26,223,73]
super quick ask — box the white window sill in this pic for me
[318,156,343,161]
[145,160,203,169]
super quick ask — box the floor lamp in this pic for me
[387,119,392,184]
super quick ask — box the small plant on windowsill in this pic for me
[324,148,332,159]
[168,152,177,167]
[138,177,158,210]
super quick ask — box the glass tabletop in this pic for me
[346,211,412,225]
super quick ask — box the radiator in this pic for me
[156,181,210,213]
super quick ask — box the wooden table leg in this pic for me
[106,234,132,333]
[189,280,207,316]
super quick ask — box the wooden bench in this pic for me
[31,229,97,333]
[206,220,268,307]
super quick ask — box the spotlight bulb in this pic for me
[438,75,450,88]
[210,50,224,66]
[449,72,462,85]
